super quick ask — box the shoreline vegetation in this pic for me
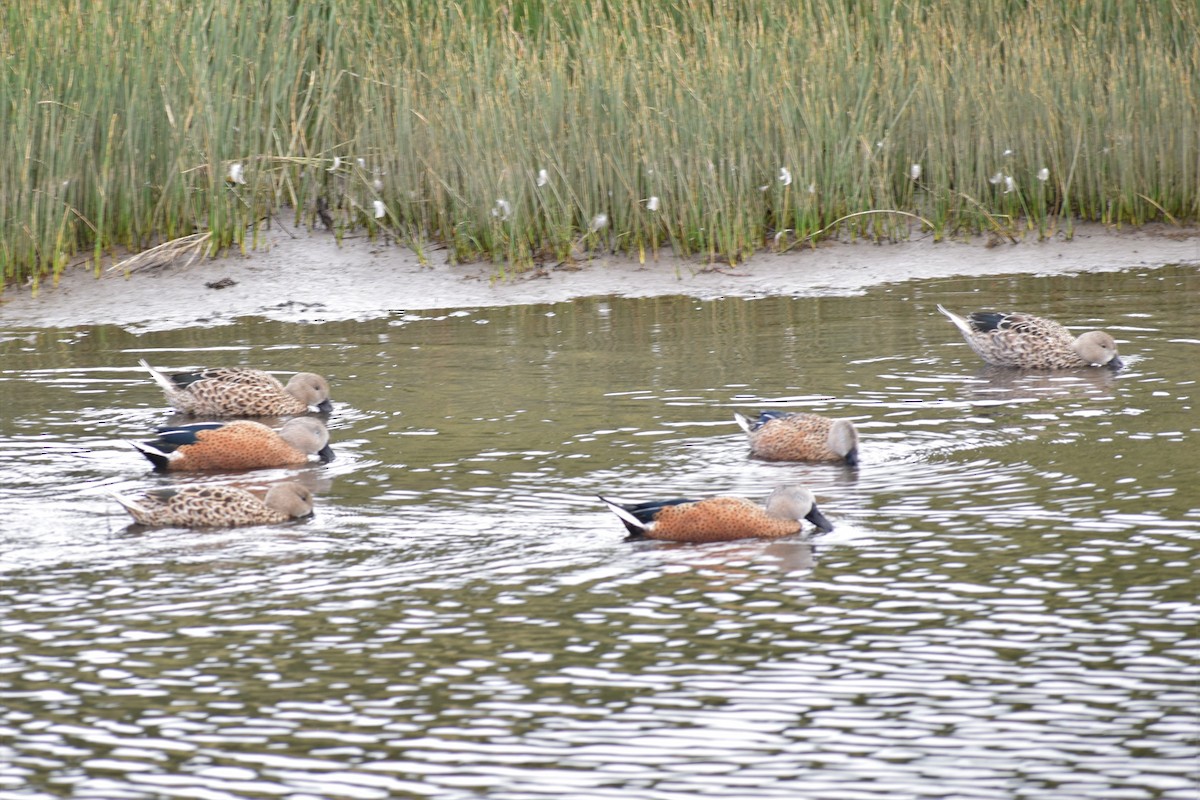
[3,1,1197,291]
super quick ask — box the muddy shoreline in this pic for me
[3,224,1197,332]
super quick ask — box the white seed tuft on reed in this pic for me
[4,1,1195,284]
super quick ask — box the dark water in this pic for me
[0,266,1197,799]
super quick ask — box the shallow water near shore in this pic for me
[0,265,1197,798]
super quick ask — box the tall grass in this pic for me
[2,0,1197,288]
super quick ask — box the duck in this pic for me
[734,411,859,465]
[112,482,314,528]
[132,417,335,472]
[139,359,333,416]
[599,484,833,543]
[936,305,1123,370]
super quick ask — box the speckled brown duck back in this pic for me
[113,482,314,527]
[132,418,333,472]
[600,484,833,543]
[937,305,1123,370]
[636,497,804,542]
[140,359,333,417]
[734,411,859,465]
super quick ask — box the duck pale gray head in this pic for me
[265,482,315,519]
[766,484,834,533]
[827,419,860,467]
[287,372,334,412]
[278,417,335,462]
[1073,330,1122,369]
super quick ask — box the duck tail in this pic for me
[936,304,973,337]
[130,440,171,472]
[139,358,179,395]
[109,491,142,513]
[598,496,648,537]
[109,492,150,524]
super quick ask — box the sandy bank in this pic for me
[2,224,1197,332]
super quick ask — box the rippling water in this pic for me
[1,266,1197,799]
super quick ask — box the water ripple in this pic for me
[2,271,1199,798]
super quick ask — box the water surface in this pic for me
[0,266,1197,799]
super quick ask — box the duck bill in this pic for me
[1106,356,1125,371]
[316,399,335,413]
[805,504,834,534]
[317,444,336,463]
[843,447,860,468]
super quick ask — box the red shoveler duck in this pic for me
[132,418,335,472]
[599,484,833,543]
[112,482,314,528]
[734,411,859,465]
[140,359,333,416]
[936,305,1123,370]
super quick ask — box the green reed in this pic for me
[2,0,1196,288]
